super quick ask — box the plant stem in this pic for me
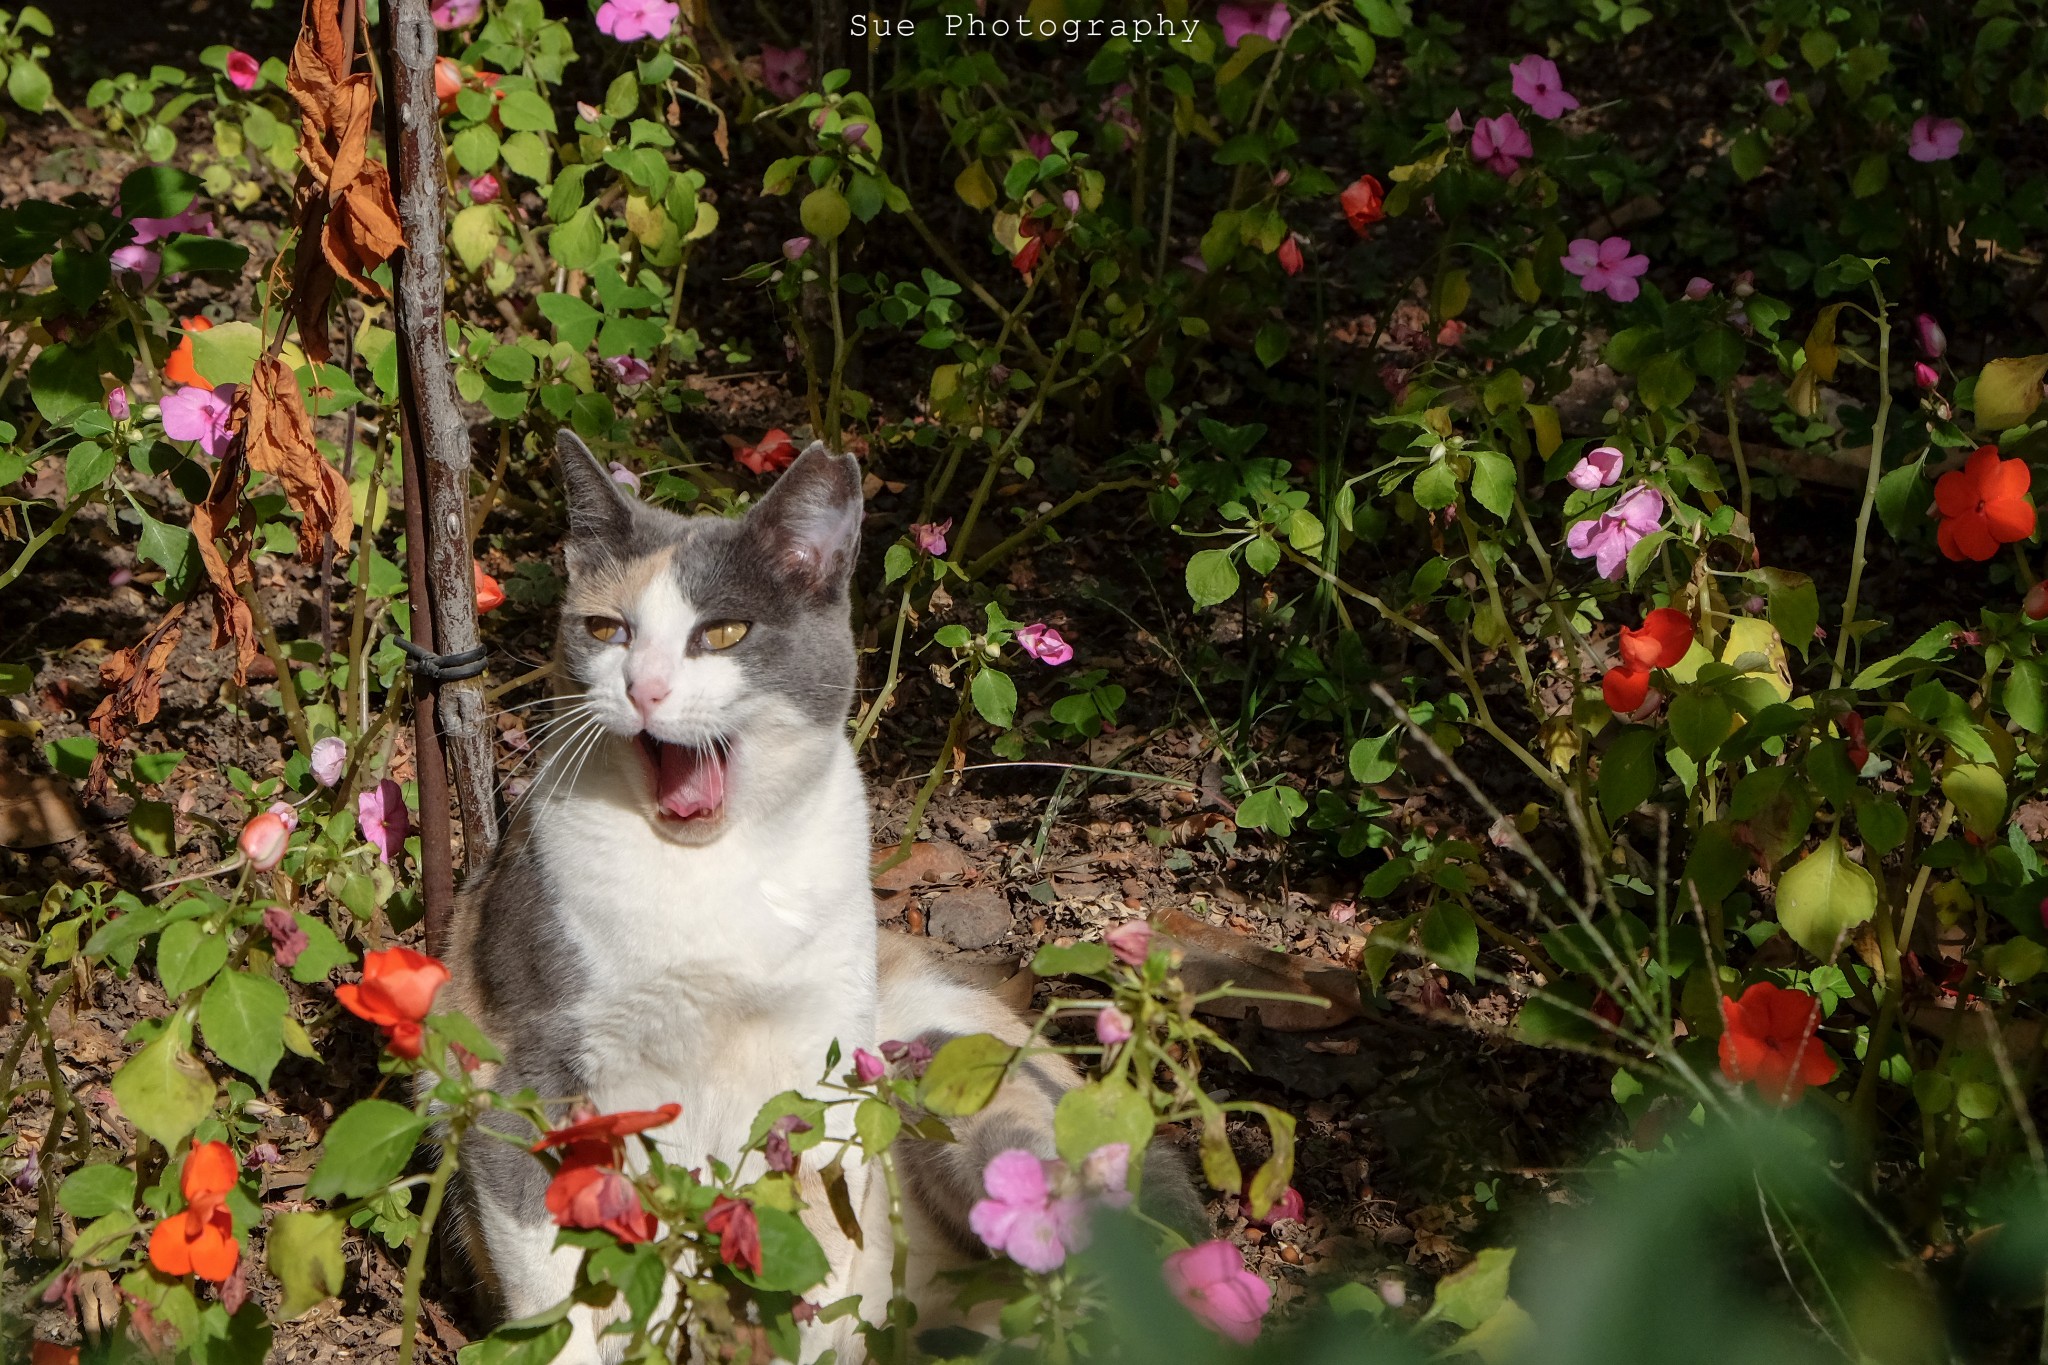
[963,477,1149,580]
[849,585,911,754]
[876,697,970,871]
[1724,385,1753,524]
[1830,285,1892,688]
[396,1142,457,1365]
[242,577,314,757]
[824,237,848,443]
[0,492,92,594]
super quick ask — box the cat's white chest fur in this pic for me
[535,740,879,1167]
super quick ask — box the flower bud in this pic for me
[1683,277,1713,301]
[853,1048,887,1083]
[782,235,813,261]
[468,173,501,204]
[267,800,299,832]
[841,121,870,150]
[1096,1006,1134,1045]
[108,387,131,421]
[2026,580,2048,621]
[1914,313,1946,359]
[576,100,600,123]
[310,736,346,788]
[1913,361,1940,390]
[239,812,291,871]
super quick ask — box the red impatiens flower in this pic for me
[473,561,505,613]
[148,1141,240,1281]
[2027,580,2048,620]
[1602,607,1693,714]
[705,1194,764,1275]
[1718,982,1837,1105]
[1934,445,2035,562]
[1340,174,1385,237]
[1012,211,1065,277]
[1275,233,1303,276]
[736,428,798,476]
[533,1103,678,1244]
[532,1103,682,1167]
[335,946,449,1060]
[1839,711,1868,770]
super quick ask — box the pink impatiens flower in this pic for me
[107,388,131,422]
[1469,112,1532,177]
[968,1150,1088,1273]
[1216,0,1291,47]
[605,355,652,385]
[595,0,678,43]
[1561,236,1650,303]
[910,519,951,557]
[129,209,216,245]
[1914,313,1946,359]
[1566,484,1665,580]
[468,173,501,204]
[224,51,261,92]
[760,44,810,100]
[262,905,307,969]
[1566,446,1624,490]
[782,235,813,261]
[1016,623,1073,666]
[1907,116,1964,162]
[1765,78,1791,105]
[111,244,160,291]
[359,779,409,864]
[852,1048,887,1084]
[160,385,237,458]
[1164,1241,1272,1344]
[1508,54,1578,120]
[432,0,481,27]
[1106,921,1152,965]
[608,462,641,492]
[310,736,347,788]
[1096,1006,1133,1046]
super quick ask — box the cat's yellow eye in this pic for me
[702,620,750,650]
[587,616,630,644]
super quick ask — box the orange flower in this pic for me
[435,56,462,107]
[163,316,215,388]
[33,1343,81,1365]
[1934,445,2035,561]
[1601,666,1650,713]
[1339,174,1385,237]
[335,946,448,1060]
[735,429,798,477]
[546,1162,659,1242]
[1617,607,1693,670]
[1718,982,1837,1105]
[474,561,505,613]
[148,1141,240,1282]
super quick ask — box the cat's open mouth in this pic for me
[634,734,730,822]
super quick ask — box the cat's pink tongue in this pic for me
[654,742,725,820]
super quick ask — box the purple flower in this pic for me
[225,51,261,92]
[1106,920,1152,965]
[1216,1,1290,48]
[880,1037,933,1076]
[608,462,641,492]
[763,1113,813,1173]
[782,235,813,261]
[606,355,653,385]
[310,736,346,788]
[107,387,131,421]
[853,1048,887,1084]
[1508,54,1579,120]
[1914,313,1946,359]
[431,0,481,28]
[1566,446,1624,490]
[1764,78,1791,106]
[161,384,237,457]
[11,1150,38,1193]
[1566,484,1664,580]
[1561,235,1650,303]
[1913,362,1940,390]
[468,173,501,204]
[911,519,951,557]
[968,1150,1090,1272]
[1024,131,1055,159]
[1470,112,1532,177]
[129,208,215,245]
[840,122,870,151]
[111,244,160,290]
[358,778,408,864]
[1096,1005,1133,1046]
[263,905,307,969]
[1016,623,1074,665]
[1683,276,1714,301]
[1908,116,1964,163]
[761,45,810,101]
[595,0,678,43]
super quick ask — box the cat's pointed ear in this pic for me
[557,429,636,550]
[745,441,863,598]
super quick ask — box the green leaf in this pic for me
[58,1163,136,1219]
[1763,571,1820,660]
[970,667,1016,728]
[1419,901,1478,980]
[854,1097,901,1156]
[1972,354,2048,431]
[1185,548,1240,607]
[450,204,502,273]
[1197,1099,1240,1192]
[2005,660,2045,734]
[8,56,51,112]
[289,913,355,983]
[1425,1246,1516,1330]
[1598,727,1660,823]
[482,341,537,384]
[800,186,851,242]
[120,165,202,219]
[1243,1103,1295,1218]
[1853,791,1908,855]
[917,1033,1016,1117]
[45,733,98,778]
[29,342,107,425]
[1775,836,1877,960]
[1348,730,1400,784]
[1411,458,1459,510]
[1468,450,1515,520]
[495,88,557,133]
[157,919,229,997]
[537,293,601,351]
[111,1018,216,1149]
[1668,691,1732,761]
[450,123,501,175]
[66,441,116,498]
[307,1099,429,1199]
[200,968,288,1088]
[733,1204,830,1294]
[1729,131,1767,181]
[189,320,264,387]
[1254,322,1288,368]
[500,130,553,183]
[159,235,250,276]
[1940,763,2008,839]
[134,749,185,784]
[128,799,177,857]
[1053,1078,1154,1167]
[1031,942,1112,977]
[549,204,604,272]
[268,1210,347,1319]
[1637,352,1696,411]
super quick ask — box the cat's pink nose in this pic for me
[629,676,669,721]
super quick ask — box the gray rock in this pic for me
[928,889,1012,949]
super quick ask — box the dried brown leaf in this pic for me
[190,448,260,684]
[237,353,355,560]
[85,600,189,794]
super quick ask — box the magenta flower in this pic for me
[760,44,809,100]
[1016,623,1073,666]
[160,385,237,458]
[608,462,641,492]
[606,355,653,385]
[107,387,131,422]
[262,906,307,970]
[1216,0,1290,48]
[1469,112,1532,177]
[1913,362,1940,390]
[225,50,261,91]
[434,0,480,25]
[968,1150,1088,1273]
[1913,313,1946,359]
[1164,1241,1272,1344]
[1908,116,1964,162]
[1764,78,1791,106]
[310,736,347,788]
[129,208,215,244]
[468,173,501,204]
[358,778,408,864]
[1243,1182,1305,1228]
[781,235,813,261]
[1508,54,1578,120]
[1561,235,1650,303]
[595,0,678,42]
[1566,484,1664,580]
[1566,446,1624,490]
[1096,1005,1133,1046]
[853,1048,887,1084]
[111,244,159,291]
[1106,920,1152,965]
[911,519,951,557]
[1024,130,1055,159]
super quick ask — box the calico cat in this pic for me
[439,433,1187,1363]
